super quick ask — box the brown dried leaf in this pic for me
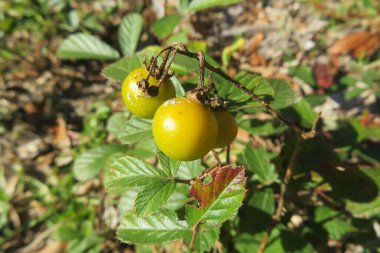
[53,116,70,148]
[328,31,373,55]
[312,63,334,89]
[353,33,380,58]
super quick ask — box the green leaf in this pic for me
[289,65,316,87]
[176,160,205,180]
[102,46,161,82]
[315,206,354,240]
[186,165,246,226]
[106,112,130,137]
[238,118,288,136]
[235,228,313,253]
[248,187,274,215]
[185,226,220,252]
[135,180,176,216]
[346,167,380,218]
[117,117,153,144]
[269,79,302,109]
[152,14,182,39]
[118,13,143,56]
[165,184,190,211]
[171,75,186,97]
[239,146,278,183]
[222,37,245,66]
[215,72,275,110]
[117,209,191,244]
[105,156,166,194]
[158,152,181,176]
[57,33,119,60]
[188,0,242,12]
[73,145,128,181]
[292,98,317,128]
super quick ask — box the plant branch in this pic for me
[212,149,221,166]
[190,221,201,252]
[256,137,301,253]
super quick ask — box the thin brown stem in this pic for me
[158,49,170,73]
[157,48,178,86]
[212,149,221,166]
[256,137,301,253]
[190,221,201,252]
[197,51,205,87]
[226,145,231,164]
[174,178,191,184]
[173,48,313,137]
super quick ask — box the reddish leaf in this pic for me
[190,165,246,208]
[312,63,334,90]
[187,165,246,226]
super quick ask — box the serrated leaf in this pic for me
[158,152,181,176]
[238,118,288,136]
[186,165,246,226]
[239,146,278,183]
[105,156,167,194]
[165,184,190,211]
[118,13,143,56]
[152,14,182,39]
[57,33,119,60]
[117,209,191,244]
[135,180,176,216]
[106,112,130,137]
[215,72,275,110]
[176,160,205,180]
[117,117,153,144]
[188,0,242,12]
[73,145,128,181]
[102,46,161,82]
[269,79,302,109]
[248,187,274,215]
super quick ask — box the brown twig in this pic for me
[212,149,221,166]
[190,221,201,252]
[256,137,301,253]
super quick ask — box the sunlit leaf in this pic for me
[188,0,242,12]
[57,33,119,60]
[73,145,128,181]
[118,13,143,56]
[117,209,191,244]
[186,165,246,226]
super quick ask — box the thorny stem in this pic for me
[190,221,201,252]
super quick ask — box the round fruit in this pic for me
[152,97,218,161]
[213,111,238,148]
[122,67,176,119]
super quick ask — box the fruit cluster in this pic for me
[122,67,237,161]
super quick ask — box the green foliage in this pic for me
[73,144,128,181]
[186,166,246,226]
[188,0,243,12]
[152,14,182,39]
[117,209,191,244]
[118,13,143,56]
[57,33,119,60]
